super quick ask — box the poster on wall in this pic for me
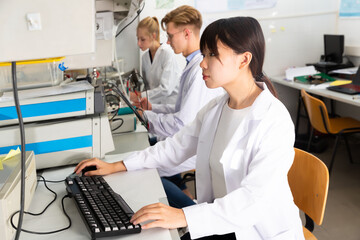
[156,0,174,9]
[339,0,360,17]
[195,0,277,13]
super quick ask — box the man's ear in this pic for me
[184,28,191,39]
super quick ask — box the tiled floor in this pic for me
[183,135,360,240]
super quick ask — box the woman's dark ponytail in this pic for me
[255,73,278,98]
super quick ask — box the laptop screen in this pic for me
[353,66,360,86]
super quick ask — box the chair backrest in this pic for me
[301,89,332,134]
[288,148,329,226]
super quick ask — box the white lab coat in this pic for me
[141,44,181,104]
[124,83,304,240]
[144,52,224,140]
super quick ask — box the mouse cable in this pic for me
[36,175,65,183]
[10,175,72,235]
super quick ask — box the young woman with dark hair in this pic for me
[75,17,304,240]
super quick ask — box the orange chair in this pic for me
[288,148,329,240]
[301,89,360,175]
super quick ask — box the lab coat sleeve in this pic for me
[151,103,176,114]
[145,68,209,138]
[157,156,196,177]
[183,107,296,239]
[123,104,208,172]
[145,49,181,102]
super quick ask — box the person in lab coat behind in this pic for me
[75,17,304,240]
[132,6,224,202]
[132,6,223,141]
[133,16,181,105]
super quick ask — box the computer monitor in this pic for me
[353,66,360,86]
[324,34,344,64]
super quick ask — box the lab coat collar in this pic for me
[216,82,273,120]
[151,43,165,63]
[248,82,273,120]
[186,50,201,65]
[183,52,202,72]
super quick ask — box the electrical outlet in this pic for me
[96,17,105,34]
[96,12,113,40]
[26,13,42,31]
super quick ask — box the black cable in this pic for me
[115,1,145,38]
[12,61,26,240]
[105,92,121,121]
[136,108,149,127]
[111,84,149,129]
[37,175,65,183]
[134,72,149,110]
[111,118,124,131]
[109,108,119,121]
[10,176,72,235]
[145,88,149,111]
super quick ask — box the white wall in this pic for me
[118,0,360,120]
[121,0,360,76]
[337,3,360,66]
[199,0,339,76]
[137,0,340,77]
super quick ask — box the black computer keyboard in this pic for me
[65,175,141,239]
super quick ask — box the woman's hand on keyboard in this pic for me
[130,202,187,229]
[74,158,127,176]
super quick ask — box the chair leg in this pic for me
[295,92,303,138]
[307,128,314,152]
[181,173,196,199]
[304,214,314,232]
[343,135,354,164]
[329,135,340,176]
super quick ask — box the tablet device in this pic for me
[114,87,149,130]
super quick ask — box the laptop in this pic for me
[327,66,360,95]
